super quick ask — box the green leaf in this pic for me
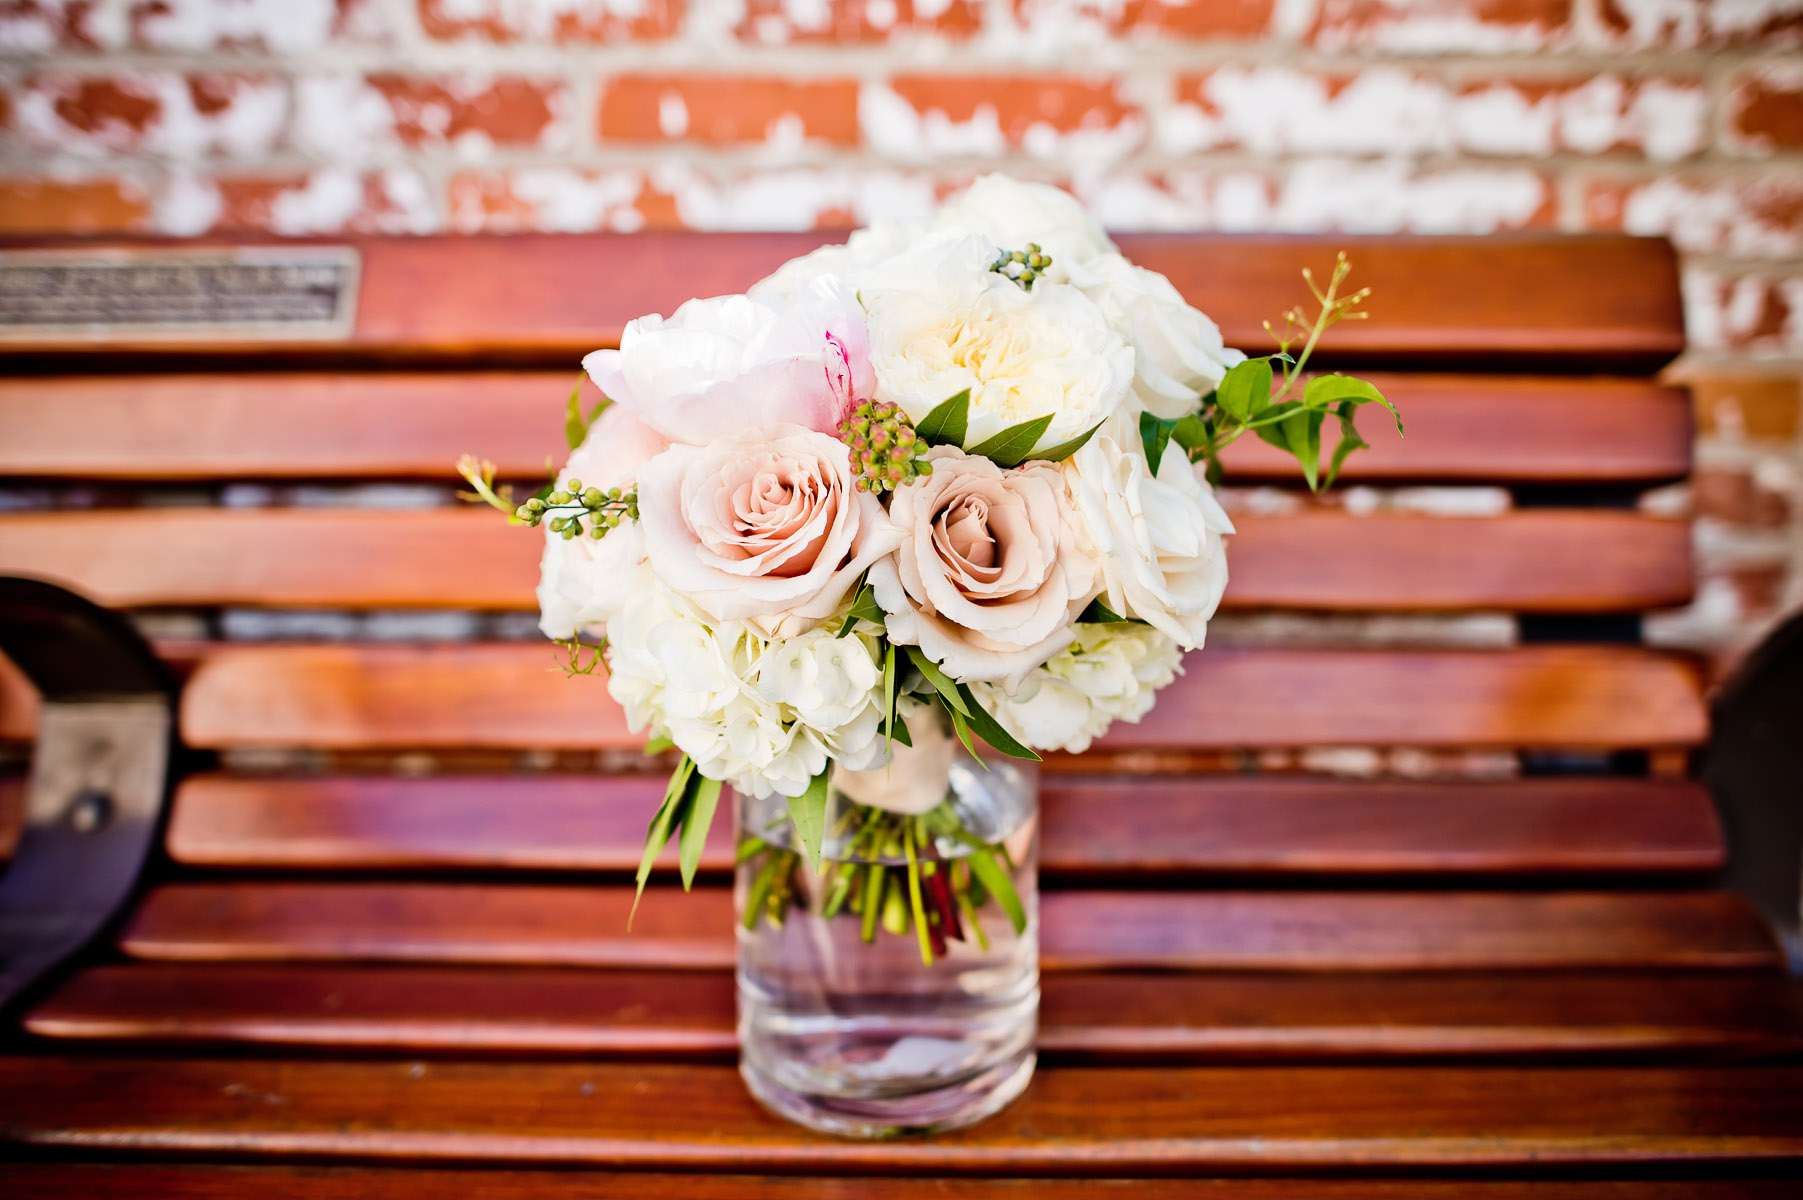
[677,774,722,891]
[564,376,609,450]
[968,413,1053,467]
[1171,413,1212,455]
[631,756,694,928]
[836,579,883,638]
[881,641,899,752]
[1079,597,1129,623]
[903,646,970,717]
[887,711,912,748]
[1216,358,1273,423]
[964,845,1027,936]
[1024,418,1102,463]
[945,701,983,763]
[643,734,675,756]
[953,683,1041,761]
[1253,402,1302,453]
[914,388,969,448]
[1305,373,1403,437]
[1324,401,1371,491]
[1139,412,1175,469]
[787,769,832,875]
[1283,407,1327,492]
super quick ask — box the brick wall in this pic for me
[1,0,1799,667]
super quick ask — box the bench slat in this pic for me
[13,1165,1803,1200]
[165,775,1725,879]
[0,234,1686,369]
[117,885,1780,972]
[3,1057,1798,1170]
[0,508,1695,615]
[169,643,1707,751]
[0,373,1692,486]
[29,964,1803,1062]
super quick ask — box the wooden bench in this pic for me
[1,231,1801,1196]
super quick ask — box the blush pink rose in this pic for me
[635,424,901,635]
[870,446,1097,683]
[582,279,871,446]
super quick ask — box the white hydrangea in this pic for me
[604,576,888,800]
[973,622,1184,754]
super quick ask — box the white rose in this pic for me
[1065,411,1234,649]
[975,622,1183,754]
[582,279,871,446]
[930,174,1116,281]
[749,219,925,304]
[1079,253,1246,421]
[871,446,1096,683]
[832,699,956,815]
[537,405,670,641]
[863,234,1134,456]
[635,424,901,637]
[604,582,886,801]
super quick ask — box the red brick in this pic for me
[450,169,682,233]
[419,0,680,42]
[599,75,860,146]
[0,178,150,234]
[1583,174,1803,256]
[1693,465,1794,528]
[130,0,380,49]
[376,75,562,146]
[0,0,104,48]
[1311,0,1573,51]
[1017,0,1273,37]
[1727,68,1803,154]
[1596,0,1803,48]
[739,0,980,42]
[1684,374,1803,441]
[1683,268,1803,353]
[870,76,1144,160]
[155,170,438,236]
[1081,164,1555,234]
[6,73,288,157]
[1165,68,1703,160]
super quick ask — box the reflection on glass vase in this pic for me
[734,720,1040,1138]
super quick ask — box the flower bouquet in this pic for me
[460,175,1398,1136]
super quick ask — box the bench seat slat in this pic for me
[29,964,1803,1062]
[3,1057,1798,1171]
[0,233,1686,369]
[12,1166,1803,1200]
[165,775,1725,879]
[116,884,1781,972]
[163,643,1706,752]
[0,508,1696,614]
[0,373,1692,486]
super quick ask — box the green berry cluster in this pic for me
[515,477,639,540]
[838,399,934,493]
[990,242,1052,291]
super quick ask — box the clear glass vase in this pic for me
[735,751,1039,1138]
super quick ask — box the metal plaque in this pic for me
[0,245,360,341]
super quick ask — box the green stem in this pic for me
[860,862,885,943]
[903,818,934,967]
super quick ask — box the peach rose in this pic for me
[635,424,900,636]
[870,446,1096,683]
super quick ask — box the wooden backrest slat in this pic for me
[166,643,1707,753]
[1,234,1685,369]
[0,509,1694,614]
[117,883,1780,972]
[0,374,1691,486]
[163,775,1724,879]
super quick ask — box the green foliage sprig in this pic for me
[990,242,1052,290]
[1147,252,1404,491]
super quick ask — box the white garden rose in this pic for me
[930,174,1116,281]
[537,404,669,641]
[832,698,956,816]
[582,278,870,445]
[1079,253,1246,421]
[975,622,1184,754]
[1065,411,1234,649]
[635,424,901,637]
[862,234,1134,456]
[604,578,887,800]
[871,446,1096,683]
[749,219,924,305]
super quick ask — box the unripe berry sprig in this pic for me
[837,399,934,494]
[990,242,1051,291]
[514,478,639,540]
